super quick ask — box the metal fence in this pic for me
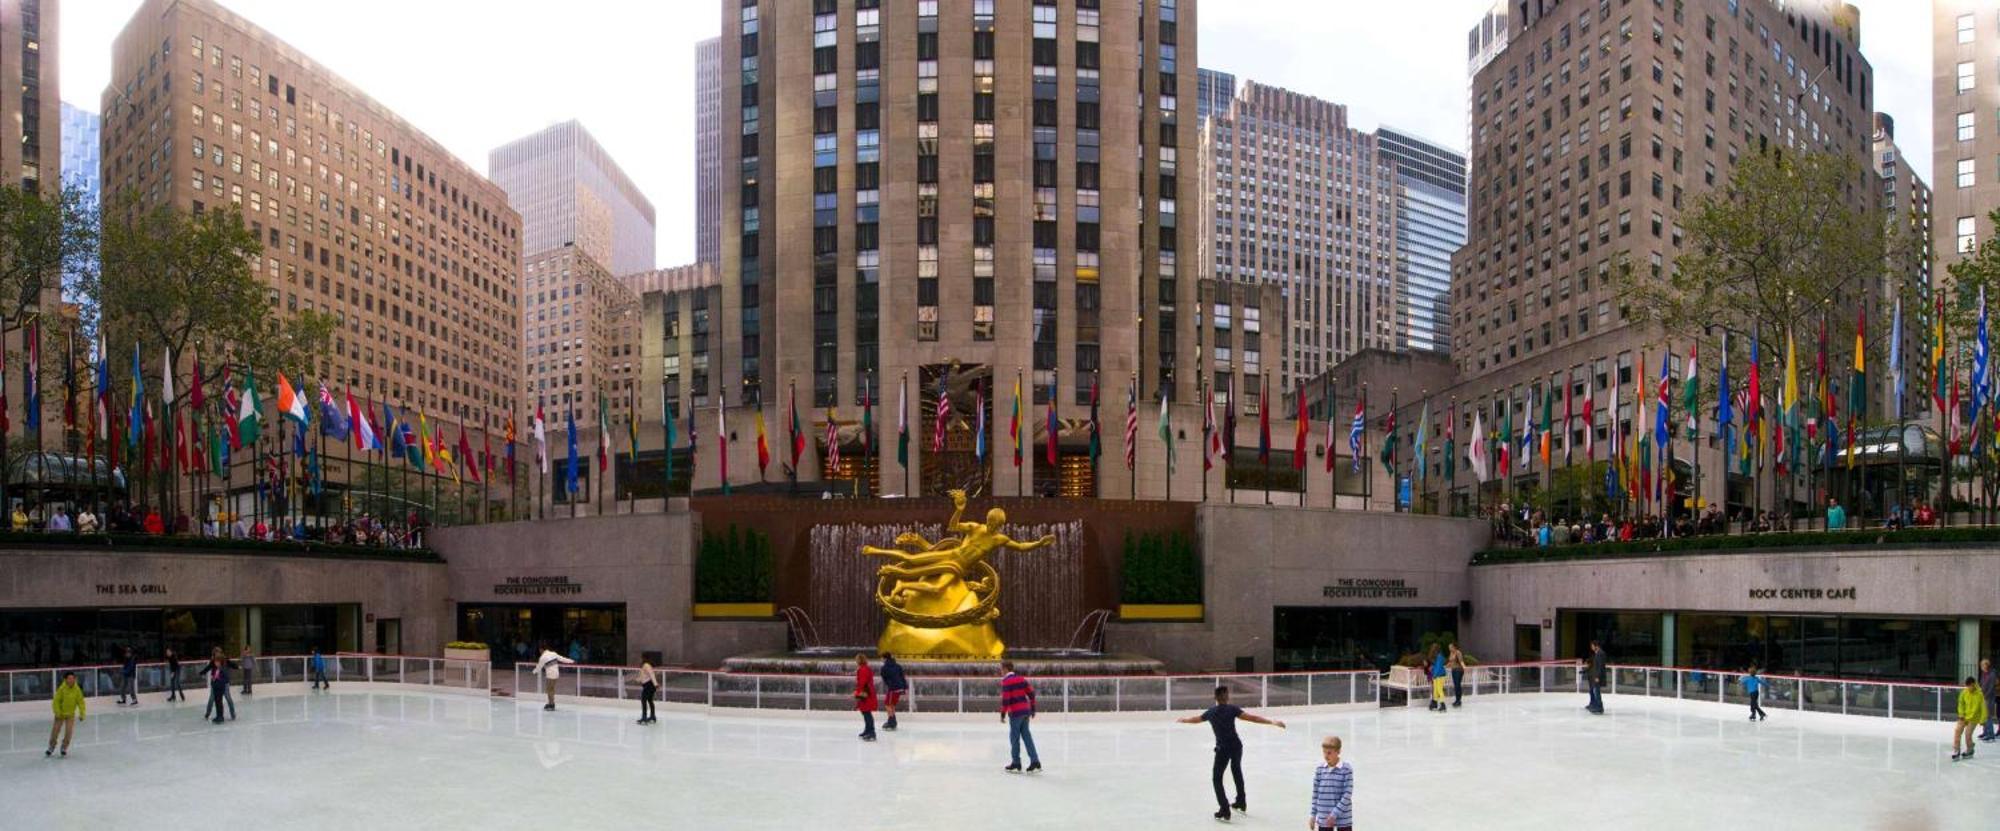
[1,654,488,704]
[511,662,1382,714]
[1397,661,1968,722]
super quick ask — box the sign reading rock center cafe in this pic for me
[1748,586,1857,601]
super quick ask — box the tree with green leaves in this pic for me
[0,183,97,328]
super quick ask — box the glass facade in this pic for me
[1273,606,1456,672]
[457,603,626,667]
[0,604,359,669]
[1558,609,1966,683]
[1558,610,1664,665]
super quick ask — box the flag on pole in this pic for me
[1089,374,1102,467]
[1655,346,1672,449]
[1379,394,1399,474]
[277,373,307,424]
[22,320,38,431]
[788,383,804,471]
[1292,383,1308,470]
[505,415,518,484]
[1045,375,1058,467]
[933,375,951,453]
[1890,297,1904,422]
[1010,373,1023,468]
[1221,375,1236,468]
[1934,294,1948,417]
[973,383,986,463]
[1682,342,1700,440]
[1415,399,1431,481]
[1323,385,1338,474]
[1347,395,1366,474]
[1196,382,1213,471]
[1125,380,1139,472]
[316,381,349,439]
[533,403,549,474]
[661,390,675,489]
[236,371,262,447]
[1582,372,1596,461]
[598,393,613,473]
[458,423,481,484]
[897,375,909,468]
[755,405,770,474]
[564,407,579,495]
[824,406,841,471]
[1444,399,1457,484]
[128,343,144,448]
[63,330,75,432]
[1848,305,1865,467]
[1499,395,1512,477]
[717,396,729,494]
[1157,388,1174,474]
[349,388,380,451]
[1468,408,1488,483]
[1256,377,1270,466]
[1718,333,1733,468]
[862,378,875,460]
[1538,382,1551,467]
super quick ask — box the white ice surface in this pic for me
[1,686,1995,830]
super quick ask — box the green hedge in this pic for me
[696,524,773,603]
[0,530,439,561]
[1473,526,2000,565]
[1120,530,1202,604]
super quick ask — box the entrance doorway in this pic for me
[375,618,401,655]
[1514,624,1542,661]
[457,603,627,666]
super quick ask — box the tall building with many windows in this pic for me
[3,0,57,193]
[1377,127,1467,355]
[1201,81,1400,394]
[696,37,723,266]
[1443,0,1874,513]
[519,244,638,426]
[1194,66,1233,123]
[720,0,1196,498]
[1938,3,2000,273]
[1873,112,1930,419]
[60,101,95,303]
[101,0,522,429]
[489,120,657,277]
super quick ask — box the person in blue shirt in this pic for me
[1743,665,1767,721]
[1535,522,1553,547]
[1427,645,1449,712]
[116,646,138,706]
[1825,498,1846,531]
[879,652,909,731]
[1310,735,1354,830]
[309,648,330,690]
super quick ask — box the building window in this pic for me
[1960,158,1977,189]
[1960,13,1976,44]
[1960,216,1978,254]
[1960,61,1977,94]
[1961,111,1977,142]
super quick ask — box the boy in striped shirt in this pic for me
[1310,735,1353,829]
[999,661,1041,773]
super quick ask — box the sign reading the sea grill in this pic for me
[1747,586,1857,601]
[1322,578,1419,599]
[495,576,584,596]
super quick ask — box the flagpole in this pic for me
[1199,376,1208,503]
[1163,389,1171,503]
[1130,374,1137,501]
[1016,368,1024,497]
[1327,381,1336,509]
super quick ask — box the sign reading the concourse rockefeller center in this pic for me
[1322,578,1419,599]
[494,576,584,596]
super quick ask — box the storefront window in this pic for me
[0,605,355,668]
[1273,607,1455,672]
[1558,610,1661,665]
[1676,613,1958,683]
[459,603,627,667]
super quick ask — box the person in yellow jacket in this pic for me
[47,671,84,757]
[1955,675,1988,762]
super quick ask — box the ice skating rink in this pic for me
[1,687,1992,830]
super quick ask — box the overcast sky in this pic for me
[62,1,1931,268]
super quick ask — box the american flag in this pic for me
[825,409,841,470]
[1124,381,1137,471]
[932,376,951,452]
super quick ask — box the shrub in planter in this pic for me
[1120,530,1201,604]
[696,525,773,603]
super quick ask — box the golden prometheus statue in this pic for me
[861,489,1056,659]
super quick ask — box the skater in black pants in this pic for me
[309,649,330,690]
[203,656,236,723]
[117,646,138,705]
[1743,666,1767,721]
[1177,685,1286,823]
[1583,641,1607,714]
[630,661,658,724]
[164,648,184,701]
[880,652,908,731]
[239,647,255,695]
[1447,643,1467,707]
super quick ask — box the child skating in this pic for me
[1955,675,1986,761]
[46,671,84,757]
[1175,685,1285,822]
[1310,735,1354,830]
[1743,666,1767,721]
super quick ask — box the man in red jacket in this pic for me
[854,653,878,742]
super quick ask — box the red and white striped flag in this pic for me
[932,376,951,453]
[824,409,841,470]
[1124,381,1138,472]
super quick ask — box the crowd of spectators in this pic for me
[2,501,428,549]
[1484,497,1945,549]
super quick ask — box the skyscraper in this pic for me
[1938,3,2000,274]
[59,101,95,303]
[489,120,658,276]
[719,0,1197,497]
[1377,127,1467,355]
[101,0,521,427]
[1202,81,1400,392]
[1195,67,1234,123]
[695,37,723,266]
[1447,0,1874,512]
[3,0,57,194]
[1872,112,1930,419]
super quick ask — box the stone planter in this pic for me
[443,647,489,663]
[692,602,776,619]
[1117,603,1205,621]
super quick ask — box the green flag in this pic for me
[236,372,262,447]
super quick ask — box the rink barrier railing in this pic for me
[1399,661,1972,722]
[510,661,1386,713]
[1,654,490,704]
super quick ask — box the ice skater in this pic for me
[203,655,235,724]
[1743,666,1767,721]
[1309,735,1354,830]
[1979,659,1996,742]
[853,653,878,741]
[632,660,658,724]
[1425,645,1447,712]
[239,646,256,695]
[1583,640,1607,714]
[164,648,184,701]
[309,648,330,690]
[116,646,138,706]
[999,660,1040,772]
[46,671,84,757]
[1447,643,1467,707]
[534,643,574,711]
[880,652,908,731]
[1176,685,1285,822]
[1955,675,1986,761]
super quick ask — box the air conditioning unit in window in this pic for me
[917,320,938,340]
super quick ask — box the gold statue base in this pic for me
[878,619,1004,660]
